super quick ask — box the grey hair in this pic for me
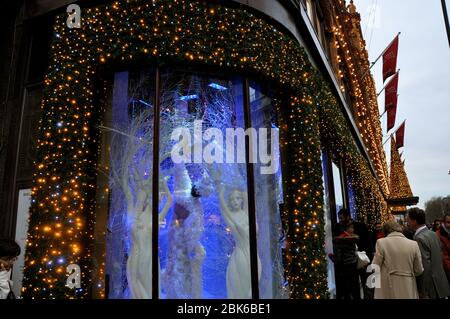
[382,221,403,236]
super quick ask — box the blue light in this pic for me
[179,94,198,101]
[56,122,63,127]
[138,99,152,107]
[58,258,65,264]
[208,83,228,91]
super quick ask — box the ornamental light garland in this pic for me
[22,0,386,299]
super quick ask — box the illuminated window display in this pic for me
[320,151,336,298]
[332,162,345,215]
[18,0,392,300]
[98,69,288,299]
[249,83,287,299]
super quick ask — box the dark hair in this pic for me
[407,207,426,225]
[338,208,350,218]
[191,185,201,198]
[0,238,21,259]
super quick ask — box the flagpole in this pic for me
[442,0,450,48]
[361,32,401,80]
[378,94,399,119]
[377,69,400,96]
[382,119,405,145]
[382,133,393,146]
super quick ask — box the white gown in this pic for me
[126,194,153,299]
[162,163,205,298]
[226,209,261,299]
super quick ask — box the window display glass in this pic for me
[103,69,157,299]
[332,162,344,216]
[249,82,287,298]
[157,71,250,299]
[99,69,287,299]
[320,151,336,298]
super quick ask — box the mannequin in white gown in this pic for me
[126,176,172,299]
[216,184,261,299]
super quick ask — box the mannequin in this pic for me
[126,175,172,299]
[162,163,212,298]
[216,183,261,299]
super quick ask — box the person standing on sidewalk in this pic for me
[407,208,450,299]
[372,221,423,299]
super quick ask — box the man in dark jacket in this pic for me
[407,208,450,299]
[333,208,370,298]
[333,223,360,299]
[333,209,370,253]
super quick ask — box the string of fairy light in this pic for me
[389,136,413,214]
[389,137,413,199]
[330,1,390,198]
[316,71,389,225]
[22,0,387,299]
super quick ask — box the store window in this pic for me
[347,175,358,220]
[98,69,157,299]
[332,162,345,217]
[249,82,287,299]
[157,71,249,299]
[320,151,336,298]
[96,68,288,299]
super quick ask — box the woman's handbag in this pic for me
[356,251,370,269]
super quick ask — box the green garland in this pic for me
[316,76,386,225]
[22,0,384,299]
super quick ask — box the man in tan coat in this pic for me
[372,221,424,299]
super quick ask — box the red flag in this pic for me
[396,121,405,149]
[384,71,399,111]
[383,34,399,82]
[387,105,397,132]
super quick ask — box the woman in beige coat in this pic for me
[372,221,424,299]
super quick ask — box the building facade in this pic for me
[0,0,393,299]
